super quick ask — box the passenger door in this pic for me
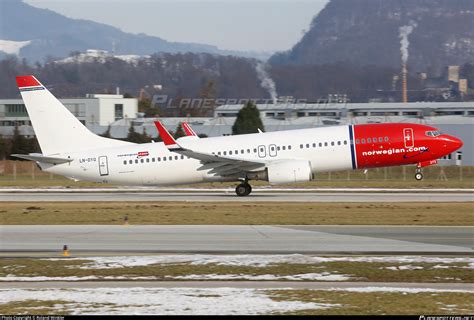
[403,128,414,148]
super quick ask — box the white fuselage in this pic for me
[45,126,353,186]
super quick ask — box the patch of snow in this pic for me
[0,275,162,281]
[171,272,350,281]
[327,287,473,293]
[0,288,338,315]
[0,39,31,55]
[44,255,474,269]
[384,265,424,271]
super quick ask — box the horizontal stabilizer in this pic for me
[11,153,73,164]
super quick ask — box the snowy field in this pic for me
[0,287,337,315]
[1,287,472,315]
[45,254,474,269]
[2,254,472,282]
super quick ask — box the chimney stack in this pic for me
[402,64,408,103]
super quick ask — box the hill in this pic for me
[0,0,264,61]
[270,0,474,73]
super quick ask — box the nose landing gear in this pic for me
[415,170,424,181]
[415,166,424,181]
[235,182,252,196]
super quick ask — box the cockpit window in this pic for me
[425,130,441,137]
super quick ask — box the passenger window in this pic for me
[135,160,138,164]
[169,156,172,161]
[241,149,244,154]
[218,152,221,156]
[175,156,178,160]
[152,158,155,162]
[140,159,144,163]
[361,139,366,144]
[282,146,286,150]
[319,143,322,147]
[306,144,310,148]
[253,148,257,153]
[356,139,360,144]
[344,140,348,145]
[367,138,372,143]
[123,160,127,165]
[379,137,383,143]
[181,155,184,159]
[331,141,335,146]
[224,151,227,155]
[158,157,161,162]
[129,160,133,164]
[337,141,341,145]
[146,158,150,163]
[300,144,303,149]
[247,149,251,153]
[384,137,389,142]
[163,157,166,161]
[229,151,233,155]
[313,143,316,148]
[235,150,238,154]
[277,146,281,151]
[324,142,328,147]
[288,146,292,150]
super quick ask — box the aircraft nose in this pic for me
[444,135,463,152]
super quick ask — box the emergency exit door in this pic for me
[98,156,109,176]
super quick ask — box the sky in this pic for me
[24,0,330,52]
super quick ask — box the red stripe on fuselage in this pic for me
[353,123,441,169]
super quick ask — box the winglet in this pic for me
[182,122,198,137]
[154,121,181,150]
[16,75,44,90]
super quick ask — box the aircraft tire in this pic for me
[236,183,252,196]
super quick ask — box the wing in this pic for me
[154,121,265,177]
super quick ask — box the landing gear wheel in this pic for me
[415,172,424,181]
[235,183,252,197]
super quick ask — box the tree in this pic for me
[232,101,264,135]
[173,123,185,139]
[126,124,149,143]
[9,125,31,159]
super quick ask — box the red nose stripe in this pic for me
[16,75,41,88]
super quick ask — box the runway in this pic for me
[1,225,472,254]
[2,281,472,291]
[0,191,472,202]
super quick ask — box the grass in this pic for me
[269,290,474,315]
[0,202,472,225]
[1,259,473,283]
[0,300,71,315]
[1,292,472,315]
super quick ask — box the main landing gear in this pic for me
[235,182,252,197]
[415,167,424,181]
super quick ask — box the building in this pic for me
[0,94,137,137]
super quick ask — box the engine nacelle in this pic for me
[265,160,313,185]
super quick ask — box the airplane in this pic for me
[13,75,463,196]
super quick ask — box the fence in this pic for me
[0,160,472,182]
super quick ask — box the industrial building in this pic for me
[0,94,138,137]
